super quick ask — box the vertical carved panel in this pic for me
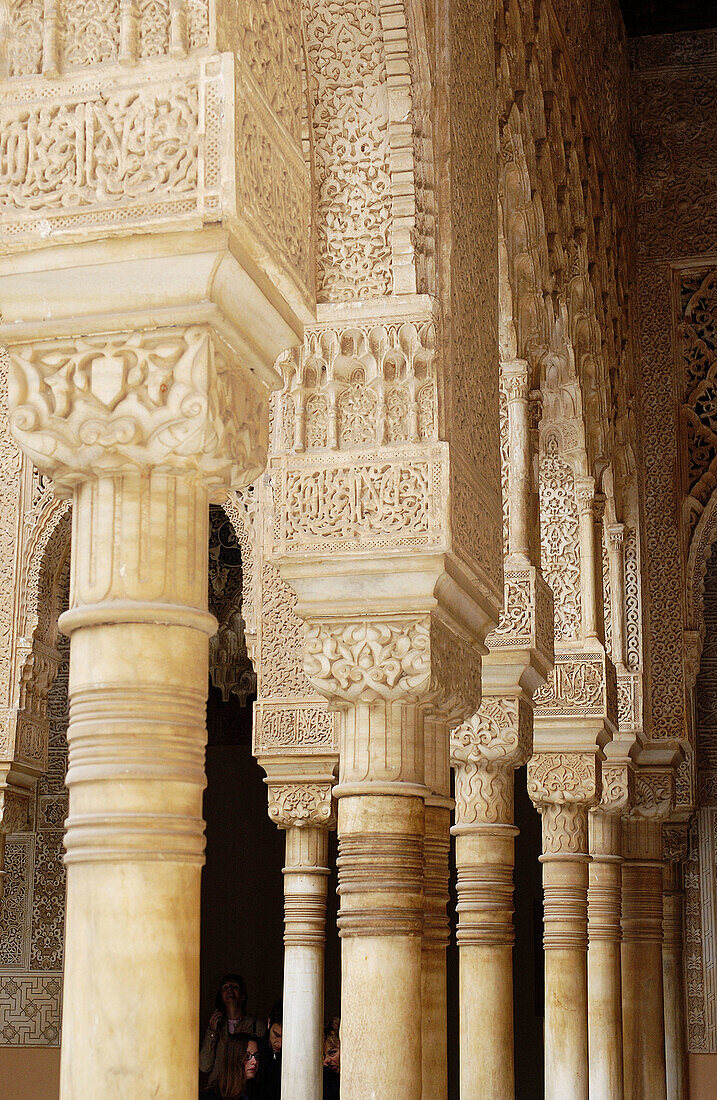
[304,0,393,300]
[696,545,717,806]
[62,0,121,67]
[7,0,44,77]
[539,435,581,641]
[138,0,170,57]
[624,527,641,671]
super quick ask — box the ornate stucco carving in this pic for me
[8,328,270,494]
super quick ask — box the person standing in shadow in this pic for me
[200,974,267,1092]
[258,1001,282,1100]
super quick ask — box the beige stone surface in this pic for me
[0,1,713,1098]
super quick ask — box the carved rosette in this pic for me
[450,696,532,826]
[267,781,335,829]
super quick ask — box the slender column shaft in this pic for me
[622,822,667,1100]
[541,803,590,1100]
[453,811,517,1098]
[663,862,687,1100]
[338,790,424,1099]
[505,364,531,562]
[60,472,213,1098]
[282,826,329,1100]
[605,526,626,668]
[588,810,624,1100]
[577,482,602,643]
[422,803,450,1099]
[451,703,530,1100]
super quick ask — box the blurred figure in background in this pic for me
[322,1018,340,1100]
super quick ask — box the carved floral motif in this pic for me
[304,0,393,300]
[539,436,581,642]
[527,752,598,806]
[267,782,335,828]
[8,327,268,492]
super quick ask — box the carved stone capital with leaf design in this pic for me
[303,614,481,716]
[575,476,596,517]
[633,768,675,822]
[502,360,531,403]
[267,781,336,830]
[451,695,532,826]
[7,326,272,495]
[623,769,675,862]
[528,752,599,855]
[598,762,634,816]
[589,762,634,857]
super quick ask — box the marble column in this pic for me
[450,697,531,1099]
[422,714,452,1100]
[662,834,688,1100]
[265,777,335,1100]
[587,764,631,1100]
[576,479,604,643]
[302,616,482,1100]
[528,753,599,1100]
[622,816,667,1100]
[5,318,282,1098]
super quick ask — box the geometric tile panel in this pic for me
[0,975,61,1046]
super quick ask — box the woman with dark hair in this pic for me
[202,1032,262,1099]
[322,1019,340,1100]
[200,975,266,1091]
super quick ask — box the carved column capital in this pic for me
[303,614,481,715]
[450,696,531,826]
[528,752,599,856]
[589,762,633,858]
[7,326,270,494]
[575,477,596,516]
[502,360,531,402]
[267,780,336,829]
[598,762,634,816]
[527,751,599,808]
[605,523,626,553]
[633,768,675,822]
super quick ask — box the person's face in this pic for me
[244,1040,259,1079]
[221,981,242,1009]
[323,1040,340,1072]
[269,1022,282,1053]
